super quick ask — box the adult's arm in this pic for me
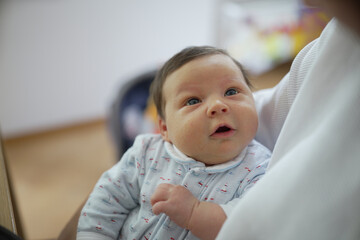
[253,38,317,151]
[217,19,360,240]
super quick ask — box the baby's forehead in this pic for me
[163,67,247,97]
[172,56,243,78]
[170,54,240,77]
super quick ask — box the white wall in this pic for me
[0,0,217,138]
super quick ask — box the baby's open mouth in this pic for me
[211,125,235,137]
[215,126,231,133]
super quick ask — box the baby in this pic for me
[77,46,271,240]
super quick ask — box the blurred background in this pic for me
[0,0,329,239]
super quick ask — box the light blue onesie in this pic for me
[77,134,271,240]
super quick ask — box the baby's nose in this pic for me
[207,100,229,117]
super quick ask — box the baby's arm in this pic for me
[77,137,144,239]
[151,183,226,240]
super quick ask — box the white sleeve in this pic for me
[254,38,317,151]
[217,19,360,240]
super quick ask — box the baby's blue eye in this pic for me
[225,88,238,96]
[186,98,200,106]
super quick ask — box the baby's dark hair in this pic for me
[150,46,251,119]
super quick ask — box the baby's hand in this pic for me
[151,183,199,229]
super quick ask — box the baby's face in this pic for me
[159,54,258,165]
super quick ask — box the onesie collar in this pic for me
[164,141,248,173]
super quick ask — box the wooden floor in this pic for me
[2,62,290,240]
[3,120,117,239]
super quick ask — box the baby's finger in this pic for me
[150,183,173,206]
[152,200,169,215]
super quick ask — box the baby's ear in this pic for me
[158,117,171,142]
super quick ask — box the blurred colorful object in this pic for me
[217,0,330,75]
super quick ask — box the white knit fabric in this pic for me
[217,19,360,240]
[254,39,317,151]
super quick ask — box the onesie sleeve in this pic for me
[77,135,147,239]
[220,144,270,217]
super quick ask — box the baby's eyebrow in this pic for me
[175,84,202,95]
[223,76,247,84]
[173,91,196,102]
[171,87,202,104]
